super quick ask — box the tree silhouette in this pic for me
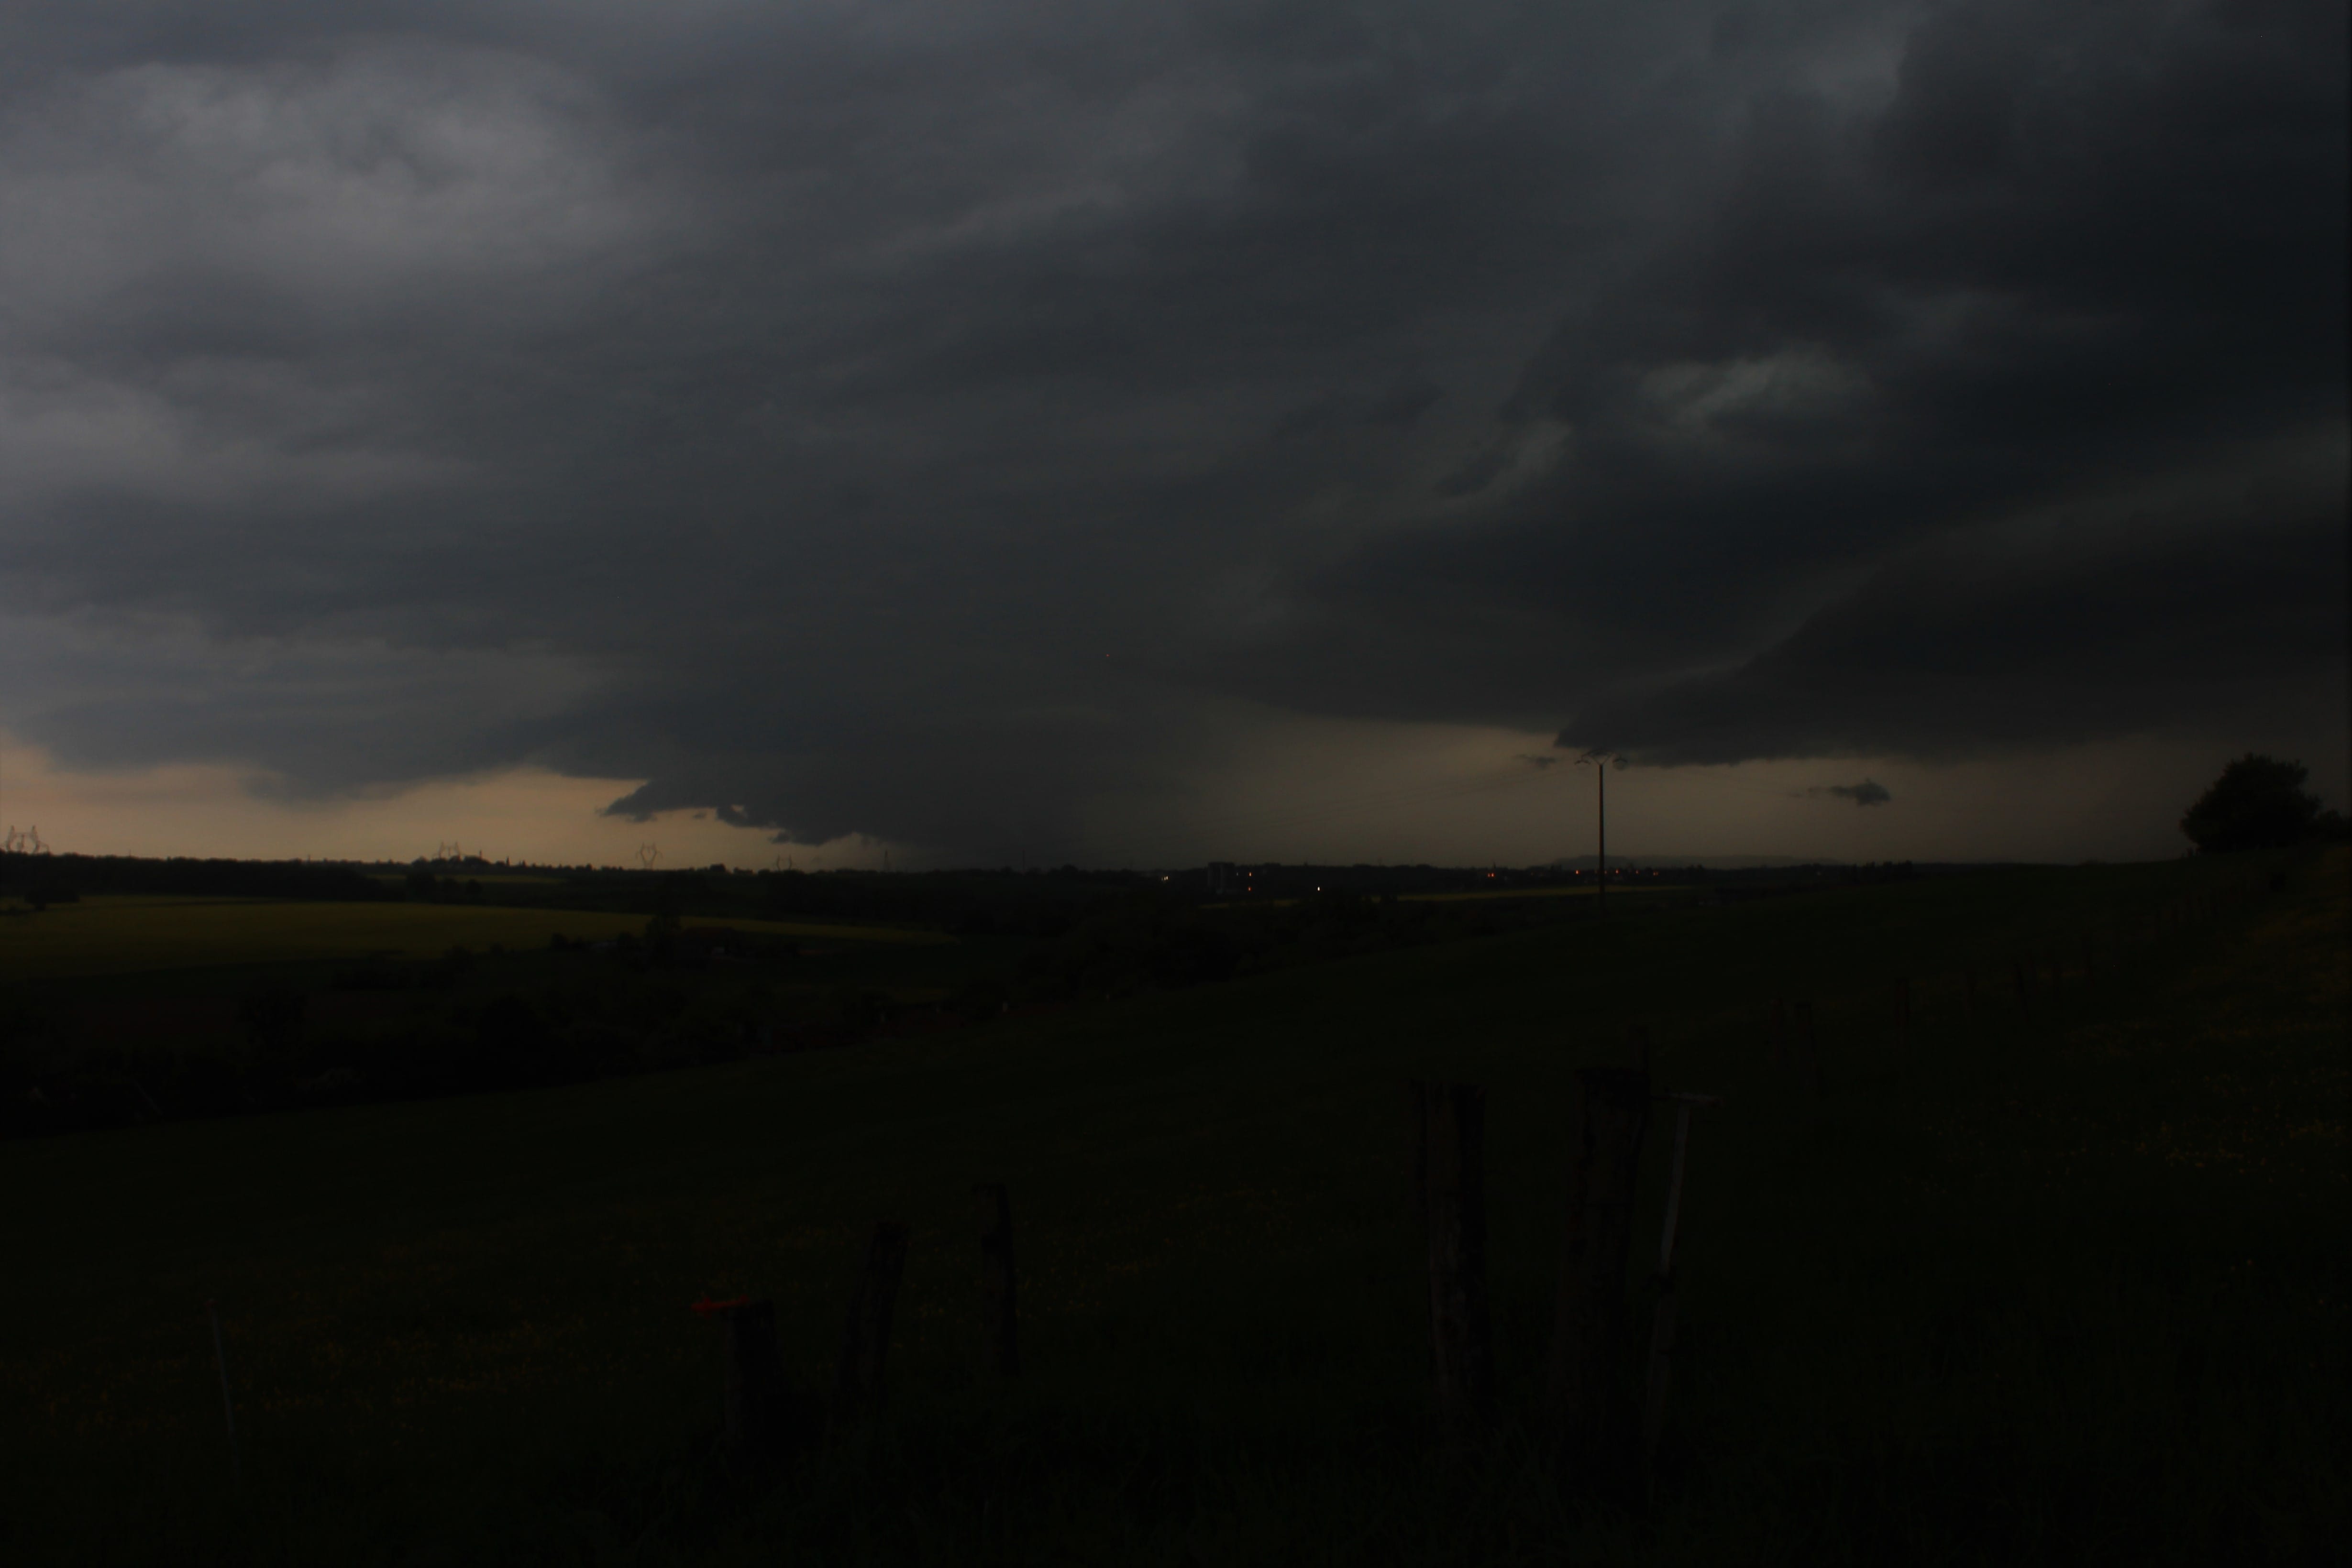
[2180,754,2321,853]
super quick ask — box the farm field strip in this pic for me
[364,873,568,887]
[1402,881,1675,902]
[1204,882,1678,910]
[0,898,948,981]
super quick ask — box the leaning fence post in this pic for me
[1548,1065,1652,1476]
[834,1222,911,1429]
[1410,1080,1492,1436]
[717,1299,795,1451]
[1642,1091,1723,1463]
[975,1183,1018,1377]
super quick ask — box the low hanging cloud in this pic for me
[1813,780,1893,808]
[0,0,2340,861]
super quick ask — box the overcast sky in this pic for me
[2,0,2343,868]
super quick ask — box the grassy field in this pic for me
[1402,881,1676,903]
[0,897,950,982]
[2,849,2342,1564]
[1209,881,1679,910]
[363,873,570,885]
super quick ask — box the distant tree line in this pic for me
[0,853,396,904]
[499,866,1159,935]
[405,869,485,903]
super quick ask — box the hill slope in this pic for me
[3,848,2342,1564]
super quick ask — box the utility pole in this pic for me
[1577,751,1613,920]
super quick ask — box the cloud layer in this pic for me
[2,0,2342,859]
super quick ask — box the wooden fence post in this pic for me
[1769,999,1788,1064]
[834,1221,911,1429]
[1964,969,1977,1017]
[1895,977,1910,1049]
[975,1183,1018,1378]
[1642,1092,1723,1464]
[1410,1080,1493,1435]
[1548,1065,1652,1475]
[718,1299,796,1451]
[1791,1001,1822,1097]
[206,1300,242,1485]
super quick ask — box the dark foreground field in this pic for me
[4,849,2344,1565]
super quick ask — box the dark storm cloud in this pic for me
[1216,0,2347,752]
[1369,0,2343,760]
[0,0,2341,857]
[1565,452,2349,762]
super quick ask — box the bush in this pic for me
[1026,895,1252,999]
[333,958,413,991]
[236,989,307,1068]
[2180,755,2324,853]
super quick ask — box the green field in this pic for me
[0,897,949,982]
[1402,880,1675,903]
[1210,881,1677,910]
[364,872,570,888]
[3,850,2342,1564]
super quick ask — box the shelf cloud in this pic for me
[1,0,2341,861]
